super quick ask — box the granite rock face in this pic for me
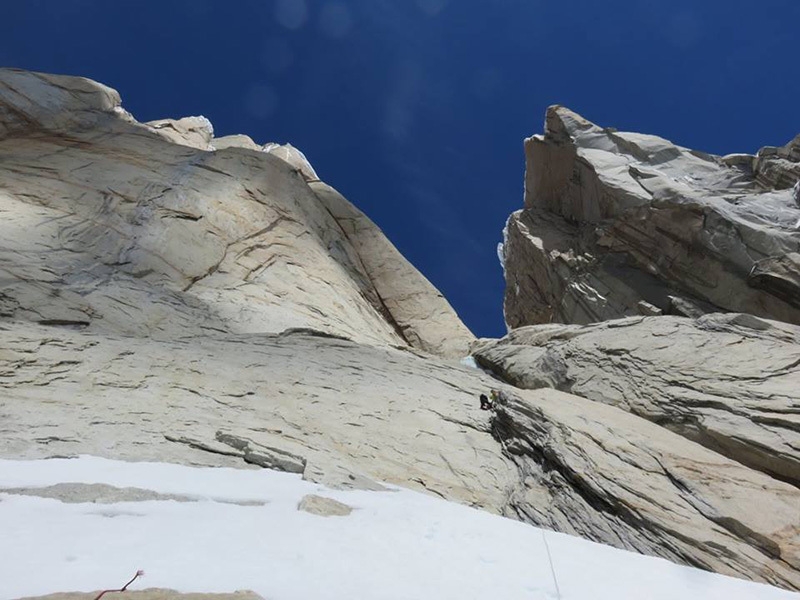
[490,389,800,590]
[482,106,800,590]
[2,69,800,592]
[0,321,518,510]
[501,106,800,329]
[754,133,800,191]
[474,313,800,486]
[0,68,473,358]
[2,320,799,589]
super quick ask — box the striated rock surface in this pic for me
[2,69,800,592]
[490,389,800,590]
[501,106,800,329]
[2,320,799,589]
[754,133,800,191]
[474,313,800,486]
[0,321,517,509]
[0,68,472,358]
[311,182,475,357]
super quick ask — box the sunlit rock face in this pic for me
[3,316,799,591]
[1,69,799,593]
[0,68,473,357]
[501,106,800,328]
[488,386,800,591]
[474,312,800,487]
[487,108,800,590]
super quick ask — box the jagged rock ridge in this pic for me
[501,106,800,329]
[485,107,800,590]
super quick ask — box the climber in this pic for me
[479,393,493,410]
[490,389,508,406]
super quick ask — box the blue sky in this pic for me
[2,0,798,337]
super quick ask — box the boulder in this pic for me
[297,494,354,517]
[263,142,320,182]
[211,134,262,152]
[146,116,215,150]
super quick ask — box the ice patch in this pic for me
[459,355,480,369]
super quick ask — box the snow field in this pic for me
[0,457,795,600]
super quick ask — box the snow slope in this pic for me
[0,457,795,600]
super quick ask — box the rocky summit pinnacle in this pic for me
[501,105,800,329]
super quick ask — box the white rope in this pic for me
[542,530,562,600]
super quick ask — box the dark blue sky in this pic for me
[2,1,798,337]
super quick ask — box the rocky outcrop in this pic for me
[2,69,799,592]
[490,389,800,590]
[501,106,800,329]
[2,320,799,589]
[754,133,800,190]
[750,253,800,308]
[473,313,800,487]
[297,494,354,517]
[146,116,215,151]
[0,483,230,505]
[0,321,516,508]
[0,68,472,358]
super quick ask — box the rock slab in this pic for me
[474,313,800,487]
[297,494,354,517]
[491,388,800,590]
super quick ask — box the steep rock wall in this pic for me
[502,106,800,328]
[0,68,473,357]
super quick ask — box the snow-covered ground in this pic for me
[0,456,795,600]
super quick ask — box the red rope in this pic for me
[93,570,144,600]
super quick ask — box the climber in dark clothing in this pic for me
[479,393,493,410]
